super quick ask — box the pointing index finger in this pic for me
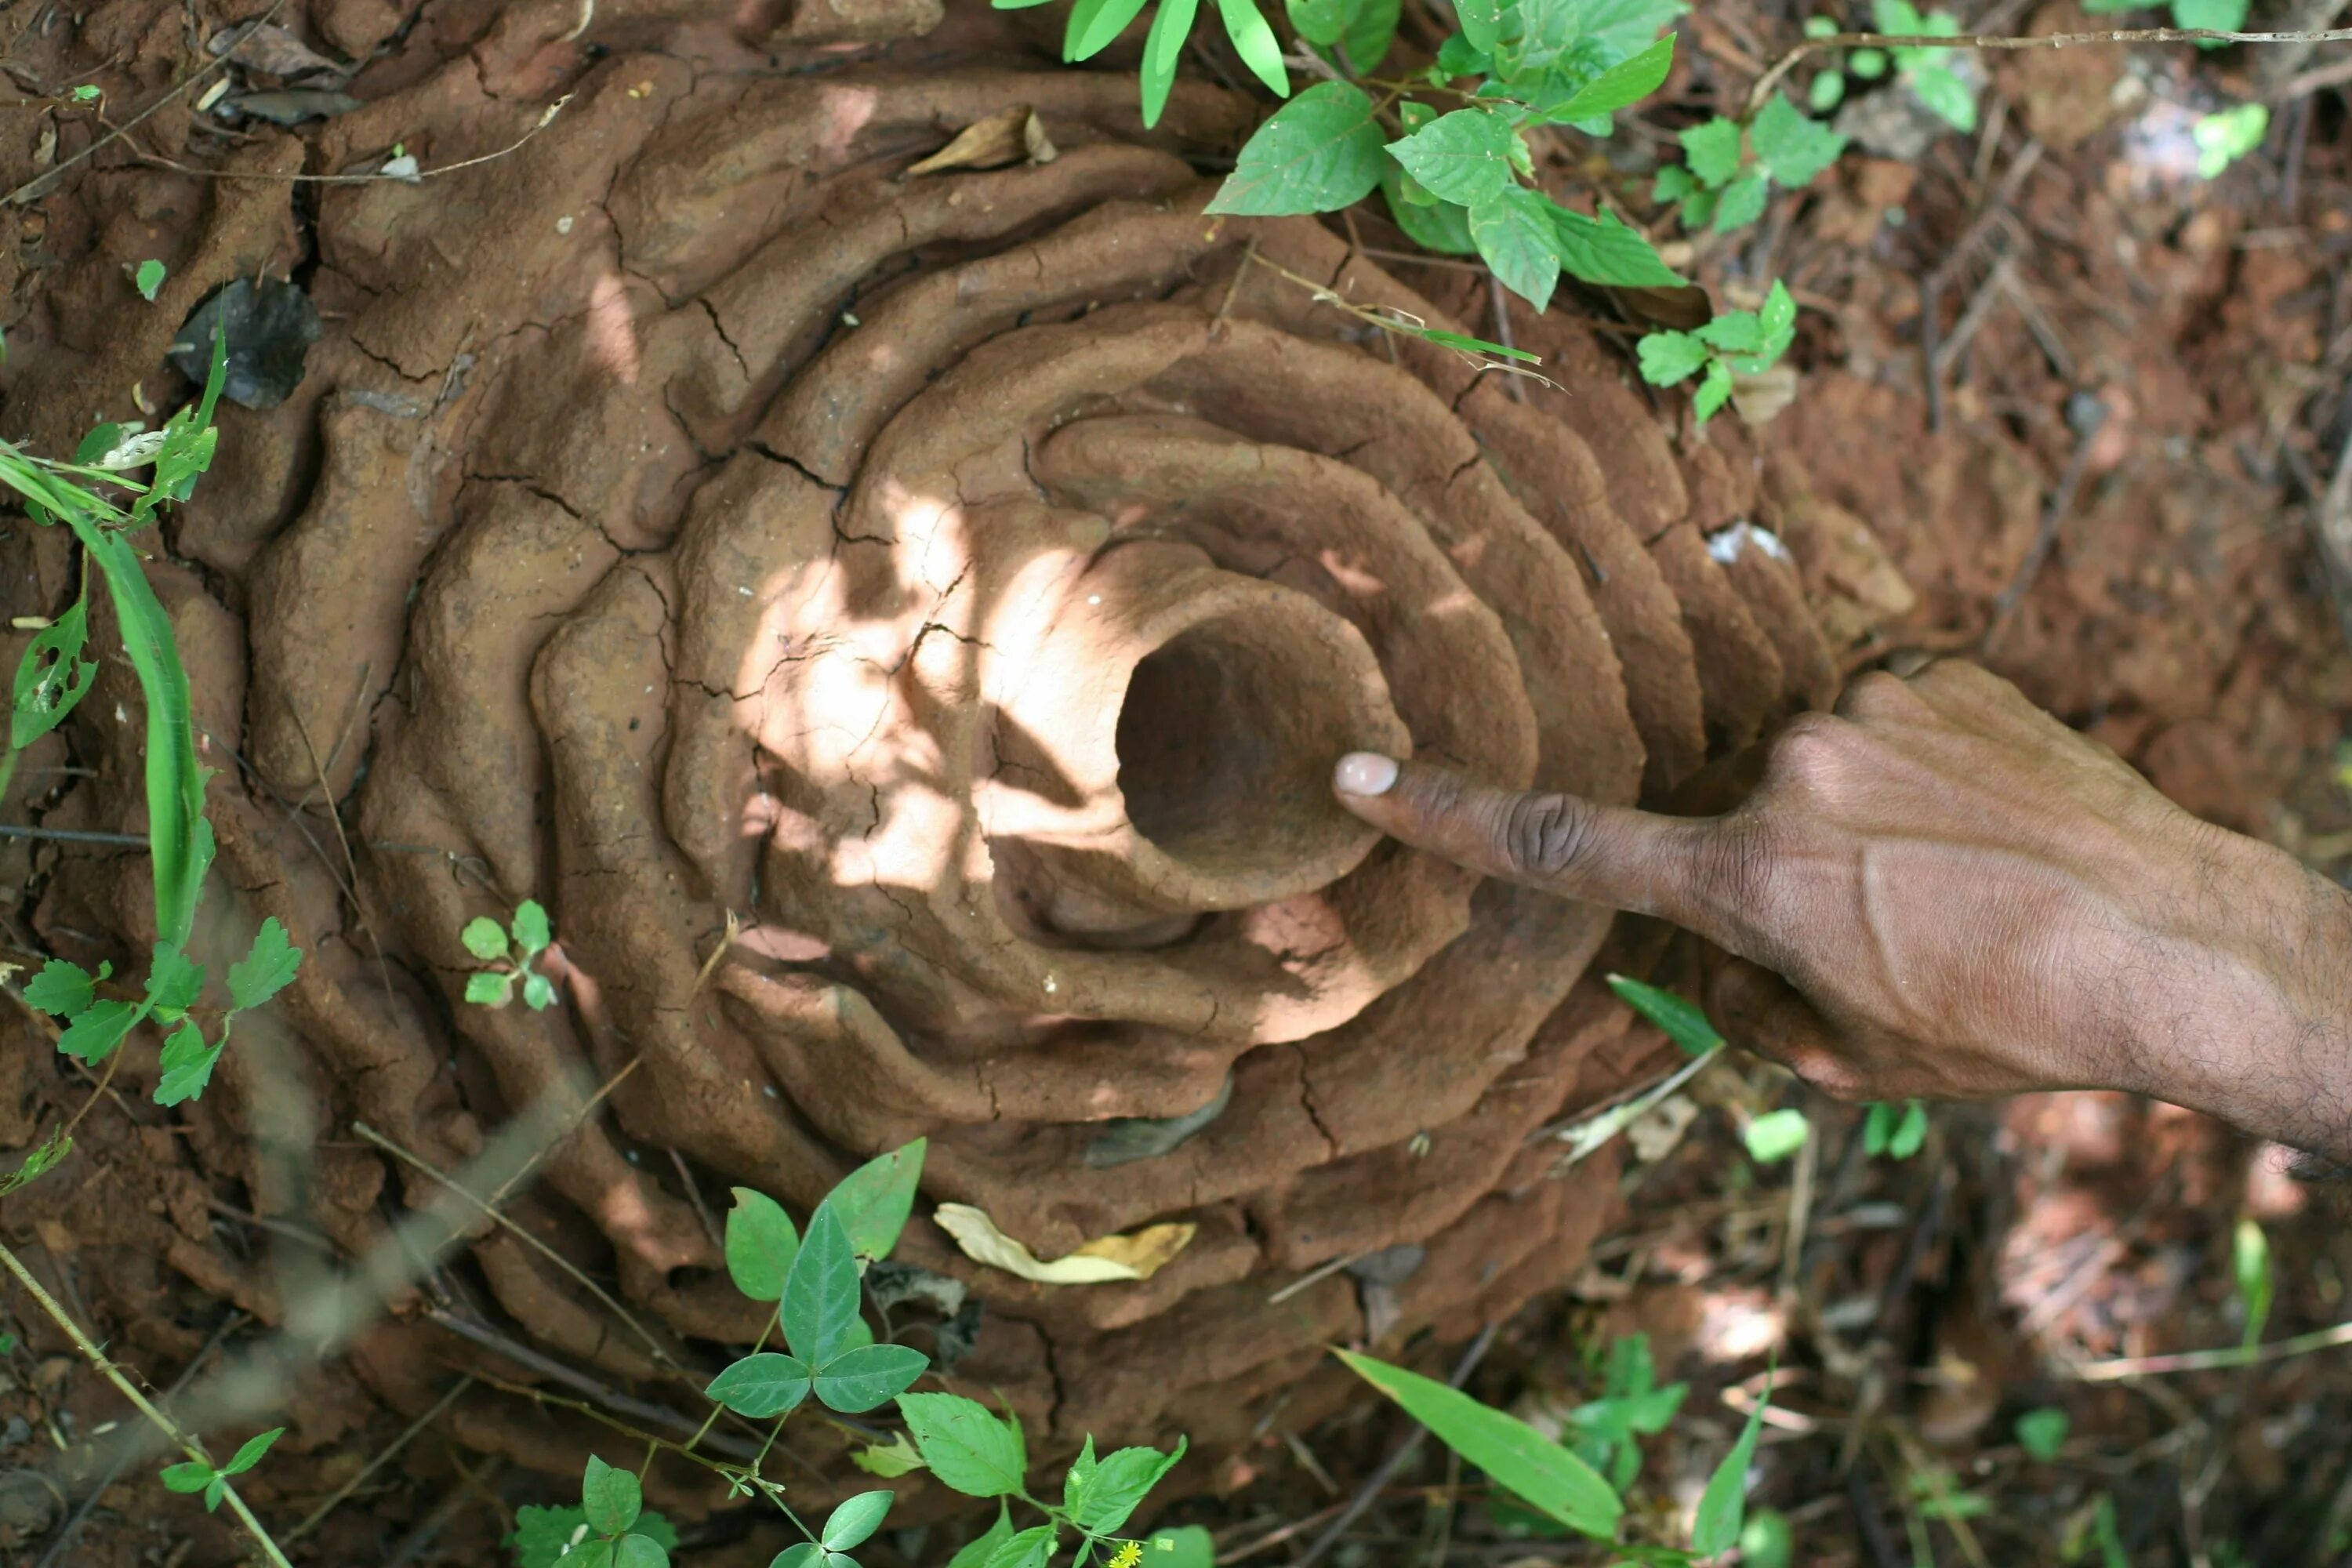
[1331,752,1723,929]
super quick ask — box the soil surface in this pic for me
[0,2,2347,1566]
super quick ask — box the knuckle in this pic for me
[1497,791,1595,880]
[1835,670,1915,722]
[1763,711,1852,795]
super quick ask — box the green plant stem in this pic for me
[2069,1317,2352,1381]
[1746,24,2352,114]
[0,1237,294,1568]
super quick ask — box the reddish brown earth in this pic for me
[0,2,2346,1566]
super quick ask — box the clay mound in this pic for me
[7,0,1903,1518]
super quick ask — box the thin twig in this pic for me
[128,95,572,184]
[0,823,148,845]
[2,0,291,205]
[0,1240,292,1567]
[2068,1316,2352,1380]
[1748,26,2352,116]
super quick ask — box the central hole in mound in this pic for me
[1116,617,1320,869]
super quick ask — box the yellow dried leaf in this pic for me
[935,1203,1194,1285]
[907,107,1057,176]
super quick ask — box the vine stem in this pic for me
[0,1236,294,1568]
[1744,25,2352,114]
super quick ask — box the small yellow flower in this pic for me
[1107,1541,1143,1568]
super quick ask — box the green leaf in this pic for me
[1740,1508,1795,1568]
[1907,62,1976,131]
[1387,108,1517,206]
[23,958,97,1018]
[1337,1350,1621,1537]
[1140,0,1200,127]
[10,594,96,749]
[827,1139,927,1260]
[1215,0,1290,96]
[853,1433,927,1478]
[782,1203,862,1364]
[1065,0,1149,59]
[203,1475,227,1512]
[946,1504,1015,1568]
[1759,279,1796,352]
[1416,328,1540,362]
[1692,358,1735,423]
[74,422,128,466]
[57,999,140,1063]
[1342,0,1401,71]
[1550,208,1683,287]
[159,1459,216,1494]
[982,1524,1057,1568]
[1455,0,1503,53]
[613,1535,668,1568]
[1065,1436,1187,1534]
[465,970,514,1007]
[0,1128,71,1196]
[1692,1371,1770,1554]
[1887,1099,1929,1160]
[1849,45,1888,78]
[1203,82,1383,216]
[1468,185,1561,310]
[1287,0,1346,45]
[1146,1526,1217,1568]
[522,970,557,1011]
[1653,164,1697,202]
[221,1427,284,1475]
[813,1342,928,1412]
[1743,1108,1811,1163]
[2015,1406,2070,1462]
[143,943,204,1015]
[2234,1215,2274,1347]
[2176,0,2249,34]
[155,1021,226,1106]
[899,1392,1028,1498]
[510,898,552,956]
[1751,93,1847,187]
[582,1455,643,1537]
[1546,33,1675,120]
[822,1490,895,1552]
[725,1187,800,1301]
[460,916,510,961]
[706,1352,814,1417]
[227,917,300,1011]
[511,1504,593,1568]
[1809,69,1846,111]
[1873,0,1922,30]
[1711,170,1769,230]
[1605,973,1722,1050]
[1678,115,1743,187]
[1435,31,1491,76]
[1697,310,1762,354]
[1383,172,1477,254]
[135,260,165,301]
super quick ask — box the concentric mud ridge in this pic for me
[5,0,1907,1524]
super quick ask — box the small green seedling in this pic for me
[462,899,557,1010]
[1802,14,1889,112]
[1654,94,1846,233]
[1566,1334,1688,1492]
[1873,0,1976,130]
[2233,1215,2273,1349]
[1639,280,1798,426]
[159,1425,283,1513]
[2016,1406,2070,1461]
[1863,1098,1929,1159]
[70,84,101,103]
[511,1496,680,1568]
[1744,1108,1812,1164]
[134,260,166,302]
[2193,103,2267,179]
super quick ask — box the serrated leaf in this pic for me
[822,1490,895,1552]
[900,1392,1028,1498]
[1693,1372,1771,1553]
[725,1187,800,1301]
[227,917,300,1011]
[707,1352,814,1417]
[1065,1436,1187,1534]
[464,970,514,1007]
[1751,93,1846,187]
[1339,1350,1621,1537]
[582,1455,642,1537]
[510,898,552,956]
[1468,184,1560,310]
[1711,170,1770,230]
[221,1426,284,1475]
[814,1342,927,1412]
[1907,64,1976,131]
[946,1505,1015,1568]
[1215,0,1289,96]
[1678,115,1743,187]
[510,1504,593,1568]
[11,594,96,750]
[155,1022,226,1106]
[1139,0,1199,127]
[57,998,140,1063]
[1205,82,1383,216]
[143,942,204,1016]
[1692,358,1735,423]
[1607,972,1722,1048]
[22,958,97,1018]
[1550,207,1684,287]
[1546,33,1676,121]
[827,1139,926,1260]
[1743,1108,1810,1163]
[1388,108,1516,207]
[782,1203,862,1364]
[460,916,510,960]
[1697,310,1764,354]
[983,1523,1057,1568]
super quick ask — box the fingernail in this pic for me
[1334,753,1399,797]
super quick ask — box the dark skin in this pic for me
[1331,658,2352,1167]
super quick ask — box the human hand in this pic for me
[1331,659,2352,1161]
